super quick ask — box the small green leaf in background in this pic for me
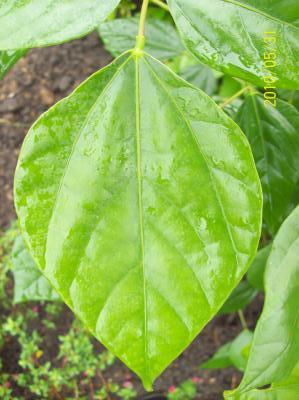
[278,89,299,111]
[200,342,232,370]
[225,205,299,399]
[219,281,257,315]
[246,244,271,291]
[0,49,27,80]
[229,330,253,372]
[167,0,299,88]
[0,0,121,50]
[12,235,59,303]
[180,63,218,96]
[14,50,262,389]
[167,52,219,96]
[98,17,185,60]
[235,94,299,234]
[219,77,243,100]
[201,330,253,372]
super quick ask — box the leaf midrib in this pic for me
[134,54,149,384]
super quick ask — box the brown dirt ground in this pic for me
[0,33,263,399]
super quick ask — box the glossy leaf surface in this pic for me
[228,206,299,397]
[12,235,58,303]
[226,385,299,400]
[235,95,299,234]
[242,0,299,24]
[246,244,271,291]
[98,17,184,61]
[225,363,299,399]
[0,49,27,80]
[0,0,121,50]
[15,51,262,388]
[167,0,299,88]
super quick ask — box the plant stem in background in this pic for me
[150,0,170,11]
[97,370,112,400]
[220,86,251,108]
[238,310,248,330]
[74,380,79,399]
[51,386,64,400]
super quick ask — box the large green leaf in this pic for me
[225,385,299,400]
[14,50,262,389]
[167,0,299,88]
[226,206,299,398]
[225,363,299,399]
[0,49,27,80]
[0,0,121,50]
[98,17,185,61]
[235,95,299,234]
[12,235,59,303]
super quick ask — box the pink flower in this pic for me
[123,380,132,388]
[125,373,132,380]
[4,382,11,388]
[31,306,39,313]
[168,385,176,393]
[191,376,201,384]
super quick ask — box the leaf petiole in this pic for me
[150,0,170,12]
[136,0,150,50]
[135,0,170,51]
[238,310,248,330]
[220,86,251,108]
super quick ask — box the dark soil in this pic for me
[0,33,263,399]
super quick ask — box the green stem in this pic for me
[135,0,150,51]
[138,0,150,38]
[238,310,248,330]
[150,0,170,11]
[220,86,251,108]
